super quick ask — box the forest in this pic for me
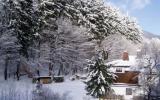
[1,0,154,100]
[0,0,142,80]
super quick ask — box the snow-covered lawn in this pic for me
[0,76,144,100]
[0,77,95,100]
[46,80,95,100]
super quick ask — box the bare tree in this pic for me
[137,38,160,99]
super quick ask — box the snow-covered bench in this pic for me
[33,76,52,84]
[53,76,64,83]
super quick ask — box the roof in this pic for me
[106,56,137,67]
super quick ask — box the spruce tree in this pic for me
[0,0,20,80]
[85,52,115,99]
[14,0,40,59]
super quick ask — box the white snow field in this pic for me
[0,77,96,100]
[46,80,95,100]
[0,76,143,100]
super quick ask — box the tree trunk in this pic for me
[49,63,53,76]
[16,62,20,81]
[4,57,9,80]
[58,63,63,76]
[37,69,40,76]
[148,87,151,100]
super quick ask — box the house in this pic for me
[105,51,141,100]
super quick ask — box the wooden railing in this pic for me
[101,94,124,100]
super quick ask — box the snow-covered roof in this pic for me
[106,56,137,67]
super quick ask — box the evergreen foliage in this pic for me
[85,53,115,98]
[14,0,40,58]
[0,0,143,79]
[0,0,20,80]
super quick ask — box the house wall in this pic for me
[114,71,139,84]
[111,85,140,100]
[109,67,130,73]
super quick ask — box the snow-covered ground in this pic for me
[0,76,143,100]
[0,77,96,100]
[46,80,95,100]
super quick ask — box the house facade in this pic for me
[106,51,142,100]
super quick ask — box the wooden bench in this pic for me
[53,76,64,83]
[33,76,52,84]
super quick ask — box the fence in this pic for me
[102,94,124,100]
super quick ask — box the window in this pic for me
[126,88,132,95]
[116,67,122,72]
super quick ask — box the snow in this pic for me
[47,80,95,100]
[105,55,140,73]
[0,77,96,100]
[0,74,145,100]
[106,55,137,67]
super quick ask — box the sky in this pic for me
[106,0,160,35]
